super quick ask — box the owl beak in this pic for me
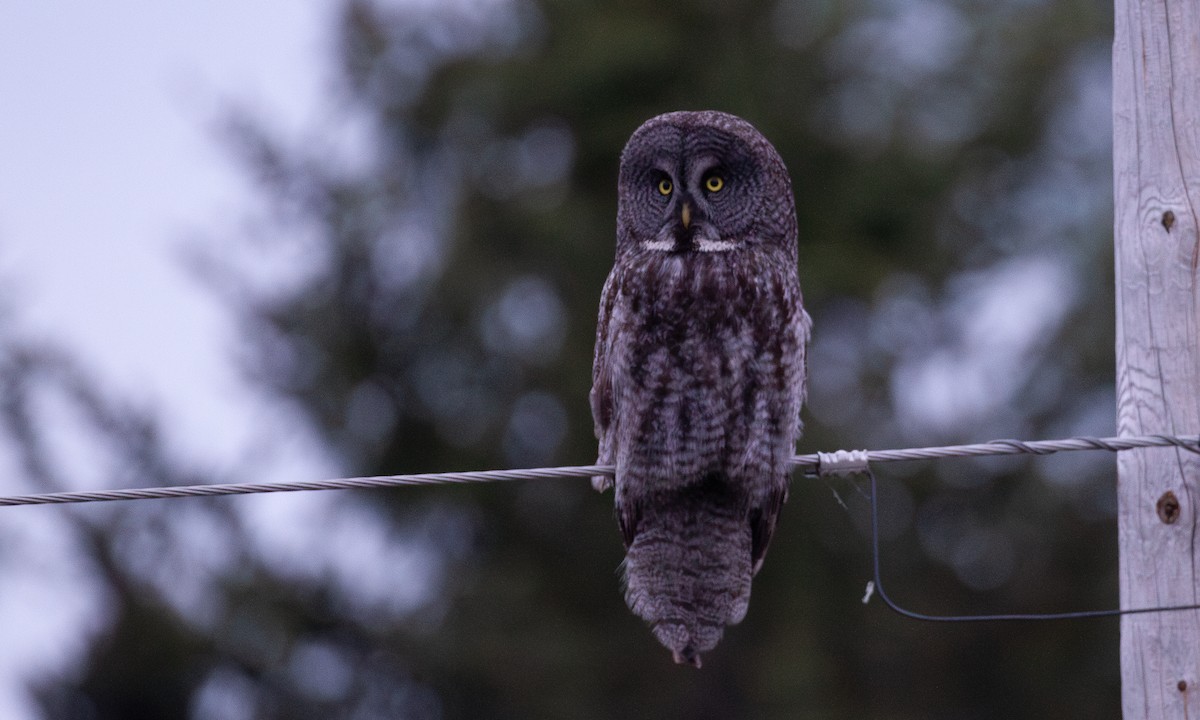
[680,202,692,230]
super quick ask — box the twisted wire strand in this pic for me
[0,433,1196,509]
[0,466,609,508]
[800,433,1200,477]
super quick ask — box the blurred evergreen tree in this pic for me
[13,0,1122,717]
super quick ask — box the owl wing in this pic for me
[750,292,812,575]
[793,306,813,411]
[750,485,787,575]
[589,269,621,492]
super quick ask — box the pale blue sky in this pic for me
[0,3,342,716]
[0,1,348,465]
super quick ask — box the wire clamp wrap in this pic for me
[816,449,871,478]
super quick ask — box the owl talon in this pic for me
[591,475,613,492]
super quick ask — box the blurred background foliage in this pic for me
[2,0,1124,717]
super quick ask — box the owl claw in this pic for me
[591,475,613,492]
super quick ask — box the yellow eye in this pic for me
[657,178,673,195]
[705,175,725,193]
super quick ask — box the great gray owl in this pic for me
[590,111,811,667]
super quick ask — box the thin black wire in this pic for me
[866,466,1200,621]
[1,422,1198,619]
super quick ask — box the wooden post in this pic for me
[1115,0,1200,715]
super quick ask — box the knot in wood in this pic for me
[1157,491,1181,524]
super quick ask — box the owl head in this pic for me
[616,111,797,258]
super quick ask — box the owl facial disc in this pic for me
[641,198,736,253]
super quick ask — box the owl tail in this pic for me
[620,475,754,668]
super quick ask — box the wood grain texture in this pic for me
[1115,0,1200,716]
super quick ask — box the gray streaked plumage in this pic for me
[591,111,811,666]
